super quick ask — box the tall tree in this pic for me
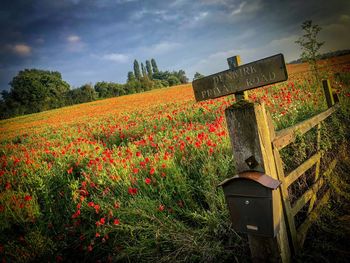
[141,62,147,78]
[127,71,136,82]
[295,20,324,83]
[146,60,152,78]
[151,58,159,74]
[133,59,141,80]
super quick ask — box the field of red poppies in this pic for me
[1,58,350,262]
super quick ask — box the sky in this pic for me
[0,0,349,91]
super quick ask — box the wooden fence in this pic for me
[223,78,342,261]
[270,79,340,254]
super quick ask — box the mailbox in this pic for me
[218,171,281,237]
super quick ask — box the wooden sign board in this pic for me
[192,54,288,102]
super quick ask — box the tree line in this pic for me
[0,58,189,119]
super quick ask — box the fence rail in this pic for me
[273,104,339,150]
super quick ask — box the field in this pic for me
[1,56,350,262]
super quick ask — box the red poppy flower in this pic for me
[24,195,32,201]
[145,178,151,185]
[88,244,93,252]
[67,167,73,174]
[113,219,120,225]
[128,187,138,195]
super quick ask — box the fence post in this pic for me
[322,79,338,107]
[225,101,291,262]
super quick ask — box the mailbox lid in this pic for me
[218,171,281,197]
[218,171,281,189]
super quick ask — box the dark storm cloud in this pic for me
[0,0,349,91]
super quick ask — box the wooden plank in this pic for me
[273,105,339,150]
[324,159,338,177]
[285,151,322,188]
[291,177,324,217]
[308,123,322,214]
[272,146,298,256]
[297,190,331,247]
[192,54,288,102]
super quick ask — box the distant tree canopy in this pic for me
[0,58,189,119]
[193,72,205,80]
[94,82,125,98]
[67,84,97,105]
[1,69,70,117]
[126,58,188,88]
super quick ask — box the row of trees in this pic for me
[0,60,189,119]
[126,58,189,90]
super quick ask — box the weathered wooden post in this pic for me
[193,54,291,262]
[322,79,339,107]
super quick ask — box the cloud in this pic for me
[194,11,209,22]
[102,53,129,63]
[9,44,32,56]
[319,16,350,53]
[200,0,262,17]
[146,41,182,55]
[66,34,85,52]
[67,35,80,43]
[191,47,258,78]
[231,2,246,15]
[130,8,180,22]
[267,35,300,61]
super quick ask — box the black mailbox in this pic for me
[218,171,281,237]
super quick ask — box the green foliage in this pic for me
[94,82,125,98]
[173,70,189,84]
[151,58,159,73]
[295,20,324,81]
[67,84,97,104]
[125,58,189,93]
[141,62,147,78]
[1,69,70,117]
[146,60,152,78]
[133,59,141,80]
[127,71,136,82]
[167,75,181,86]
[193,72,205,81]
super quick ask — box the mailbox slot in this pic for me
[219,171,281,237]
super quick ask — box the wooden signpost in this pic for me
[192,54,291,262]
[192,54,288,102]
